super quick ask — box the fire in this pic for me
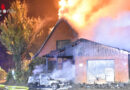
[58,0,91,28]
[59,0,67,7]
[58,0,130,30]
[58,0,102,29]
[58,0,130,51]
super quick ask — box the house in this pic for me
[34,19,130,84]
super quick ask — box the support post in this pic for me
[46,57,48,73]
[61,58,64,69]
[56,56,58,69]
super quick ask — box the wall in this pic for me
[74,41,129,83]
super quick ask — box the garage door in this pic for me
[87,60,114,84]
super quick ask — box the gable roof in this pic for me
[33,19,75,59]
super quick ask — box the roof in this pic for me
[44,38,129,58]
[33,19,74,59]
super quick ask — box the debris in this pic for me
[77,83,128,89]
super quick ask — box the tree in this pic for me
[0,0,40,82]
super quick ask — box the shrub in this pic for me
[0,67,7,80]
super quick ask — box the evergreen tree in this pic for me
[0,0,39,82]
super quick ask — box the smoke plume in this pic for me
[51,61,75,81]
[93,13,130,51]
[33,64,45,75]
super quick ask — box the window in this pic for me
[56,40,70,49]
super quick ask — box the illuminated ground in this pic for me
[0,84,28,90]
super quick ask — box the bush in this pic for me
[0,67,7,80]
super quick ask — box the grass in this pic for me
[0,84,29,90]
[0,84,5,88]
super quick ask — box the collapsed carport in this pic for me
[43,38,129,84]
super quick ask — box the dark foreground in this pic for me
[26,83,130,90]
[1,83,130,90]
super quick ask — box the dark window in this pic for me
[56,40,70,49]
[48,61,56,71]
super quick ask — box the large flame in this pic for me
[59,0,91,28]
[58,0,130,51]
[58,0,130,29]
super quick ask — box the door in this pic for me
[87,60,114,84]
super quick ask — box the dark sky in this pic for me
[0,0,59,21]
[0,0,12,21]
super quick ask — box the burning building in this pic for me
[34,19,130,84]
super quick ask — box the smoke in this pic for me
[79,12,130,51]
[32,64,46,75]
[32,61,75,80]
[93,13,130,51]
[51,61,75,81]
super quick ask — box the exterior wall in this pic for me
[38,20,78,57]
[75,55,129,84]
[128,54,130,78]
[74,42,129,84]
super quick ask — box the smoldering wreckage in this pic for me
[27,19,130,90]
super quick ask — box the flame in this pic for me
[58,0,100,28]
[59,0,67,7]
[58,0,130,30]
[58,0,91,28]
[58,0,130,51]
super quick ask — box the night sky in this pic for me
[0,0,11,21]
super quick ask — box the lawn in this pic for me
[0,84,29,90]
